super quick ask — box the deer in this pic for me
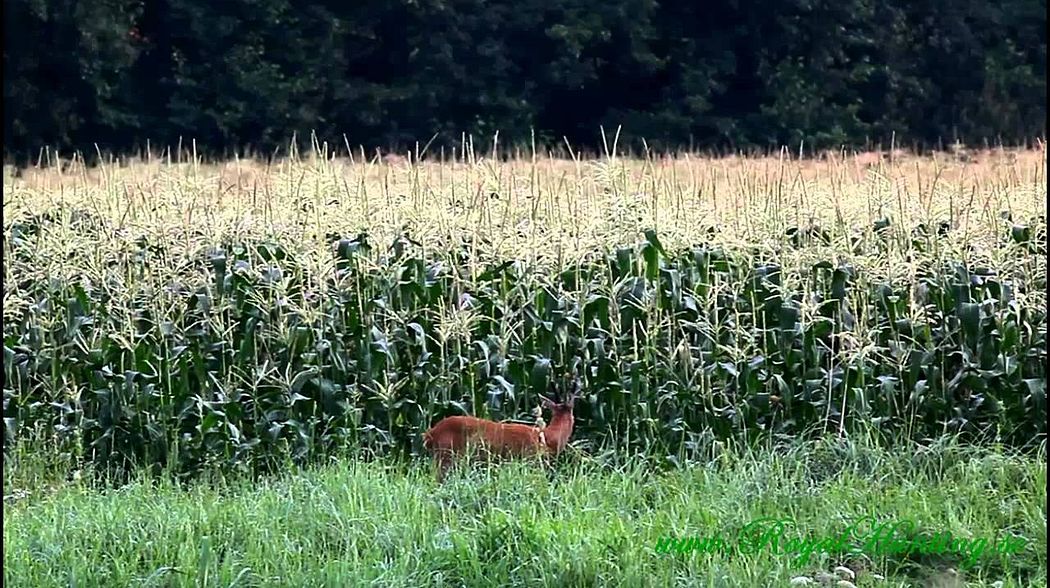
[422,379,579,482]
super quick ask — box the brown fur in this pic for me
[423,391,577,482]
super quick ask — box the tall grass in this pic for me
[3,437,1045,587]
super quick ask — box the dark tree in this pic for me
[3,0,1046,162]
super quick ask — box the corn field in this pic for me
[3,146,1046,478]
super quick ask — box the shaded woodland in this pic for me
[4,0,1046,161]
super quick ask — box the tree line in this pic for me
[3,0,1046,162]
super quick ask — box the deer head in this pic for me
[537,376,580,454]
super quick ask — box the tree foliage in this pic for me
[3,0,1046,160]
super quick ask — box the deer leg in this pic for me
[542,453,558,482]
[434,449,454,483]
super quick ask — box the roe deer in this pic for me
[422,381,579,482]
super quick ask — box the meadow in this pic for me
[3,144,1047,586]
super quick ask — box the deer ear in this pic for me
[539,395,555,409]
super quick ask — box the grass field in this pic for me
[3,145,1047,586]
[4,437,1046,587]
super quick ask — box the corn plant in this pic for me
[3,147,1045,478]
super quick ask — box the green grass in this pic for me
[4,438,1046,587]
